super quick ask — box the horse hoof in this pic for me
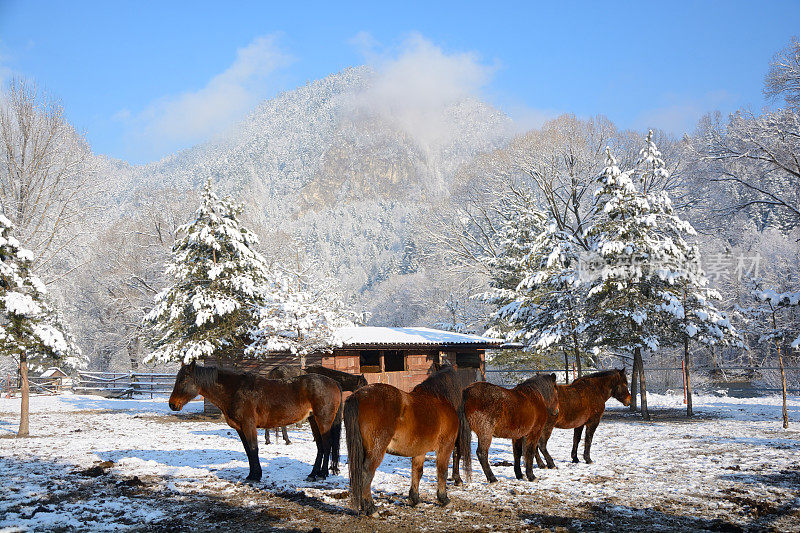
[526,475,536,482]
[572,458,579,464]
[453,478,463,487]
[437,494,450,507]
[284,440,291,445]
[409,493,420,506]
[585,459,593,464]
[306,475,317,482]
[488,477,499,484]
[246,475,262,482]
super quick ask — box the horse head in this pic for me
[169,361,199,411]
[612,368,632,406]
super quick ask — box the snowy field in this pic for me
[1,392,799,532]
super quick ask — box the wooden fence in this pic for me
[73,371,175,398]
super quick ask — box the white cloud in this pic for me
[351,33,498,144]
[119,34,291,160]
[635,90,739,135]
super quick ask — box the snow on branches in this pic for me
[586,138,737,353]
[144,181,276,364]
[0,213,84,372]
[144,181,351,364]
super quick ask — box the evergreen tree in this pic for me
[506,220,590,381]
[479,196,547,342]
[144,181,272,364]
[638,132,739,416]
[750,281,798,428]
[0,213,83,437]
[585,143,712,419]
[247,265,354,361]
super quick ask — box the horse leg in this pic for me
[451,446,462,487]
[282,426,291,445]
[436,441,455,506]
[361,445,387,516]
[512,438,524,480]
[237,427,262,481]
[475,433,497,483]
[524,426,544,481]
[538,425,556,469]
[583,418,601,464]
[307,417,325,481]
[409,454,424,506]
[572,426,583,463]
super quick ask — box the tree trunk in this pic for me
[564,351,570,384]
[771,310,789,429]
[17,355,30,437]
[684,336,693,418]
[629,355,639,412]
[128,335,140,371]
[635,347,650,420]
[575,343,582,378]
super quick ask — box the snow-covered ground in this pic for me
[1,392,798,532]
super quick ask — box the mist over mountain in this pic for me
[118,66,512,298]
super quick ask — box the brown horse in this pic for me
[463,373,558,483]
[535,368,631,468]
[168,362,342,481]
[344,365,471,515]
[265,365,368,445]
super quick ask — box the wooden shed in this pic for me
[204,326,502,414]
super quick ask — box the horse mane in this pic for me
[519,373,557,405]
[193,364,220,389]
[413,365,462,408]
[571,369,621,385]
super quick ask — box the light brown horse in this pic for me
[168,362,342,481]
[463,373,558,483]
[344,366,471,515]
[535,368,631,468]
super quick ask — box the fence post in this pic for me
[682,359,687,405]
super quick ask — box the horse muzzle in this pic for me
[168,399,184,411]
[622,394,631,407]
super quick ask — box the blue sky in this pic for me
[1,1,799,164]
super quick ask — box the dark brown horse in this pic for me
[344,365,471,515]
[265,365,367,445]
[168,362,342,481]
[535,368,631,468]
[463,373,558,483]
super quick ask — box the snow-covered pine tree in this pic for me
[478,195,548,367]
[636,133,739,416]
[247,259,354,364]
[499,219,589,382]
[585,142,715,420]
[0,213,84,437]
[750,281,799,428]
[144,180,272,365]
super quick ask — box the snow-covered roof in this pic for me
[334,327,503,347]
[40,367,67,378]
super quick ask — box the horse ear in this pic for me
[550,373,556,382]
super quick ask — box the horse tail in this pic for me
[344,394,365,512]
[458,389,472,482]
[330,389,343,472]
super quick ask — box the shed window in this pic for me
[384,350,405,372]
[456,352,481,368]
[359,351,381,373]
